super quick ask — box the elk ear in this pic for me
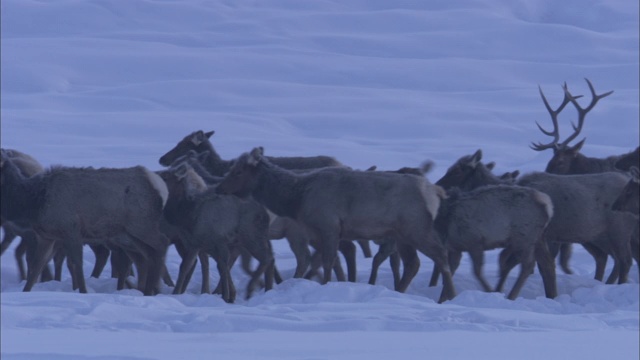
[191,131,205,146]
[365,165,377,172]
[570,138,586,154]
[469,149,482,168]
[420,160,434,174]
[247,147,264,166]
[511,170,520,179]
[204,131,214,138]
[485,161,496,171]
[630,166,640,182]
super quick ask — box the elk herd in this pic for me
[1,79,638,303]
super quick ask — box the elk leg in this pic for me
[582,243,608,281]
[332,258,346,282]
[144,238,169,296]
[213,246,233,303]
[368,240,394,285]
[396,243,420,293]
[198,251,210,294]
[507,249,535,300]
[161,264,175,288]
[0,226,17,255]
[173,250,198,295]
[16,238,29,281]
[239,248,254,275]
[110,248,132,290]
[266,241,283,284]
[607,220,634,285]
[535,241,557,299]
[285,231,311,279]
[245,256,274,300]
[496,247,519,292]
[558,243,573,275]
[320,235,339,285]
[304,250,321,280]
[64,241,87,293]
[605,262,620,284]
[389,251,401,290]
[357,239,373,258]
[244,235,275,298]
[415,235,455,302]
[90,244,110,278]
[428,264,440,287]
[468,248,492,292]
[23,239,56,292]
[53,249,66,282]
[449,251,463,276]
[339,240,357,282]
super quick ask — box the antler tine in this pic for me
[530,83,581,151]
[560,78,614,147]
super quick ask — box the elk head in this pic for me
[612,166,640,215]
[159,130,215,167]
[216,147,264,196]
[530,78,613,174]
[435,149,483,190]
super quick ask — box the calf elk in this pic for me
[159,161,274,303]
[530,79,637,275]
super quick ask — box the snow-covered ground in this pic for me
[1,0,638,359]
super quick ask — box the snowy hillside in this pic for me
[1,0,638,359]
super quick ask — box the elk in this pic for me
[159,130,343,175]
[530,79,637,274]
[0,150,149,288]
[159,161,274,303]
[530,78,621,174]
[0,150,170,295]
[516,172,635,284]
[216,147,455,303]
[160,150,282,290]
[0,149,50,281]
[613,167,640,214]
[431,185,556,300]
[608,166,639,280]
[363,162,434,289]
[306,163,435,285]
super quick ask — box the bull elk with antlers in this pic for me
[531,78,636,173]
[531,78,638,275]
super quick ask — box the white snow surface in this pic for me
[1,0,638,359]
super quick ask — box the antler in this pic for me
[530,82,581,151]
[558,78,614,148]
